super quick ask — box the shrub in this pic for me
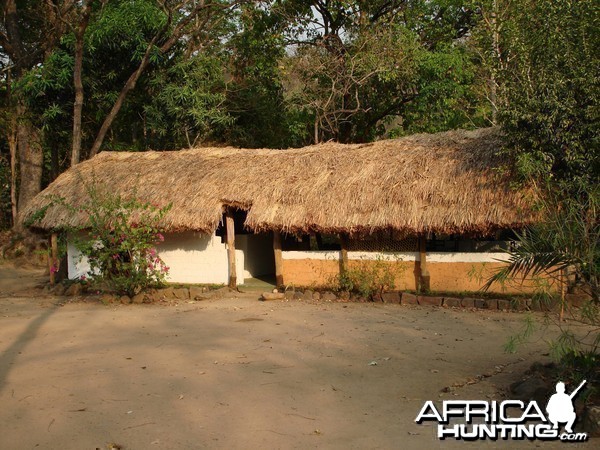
[485,187,599,389]
[333,255,399,300]
[46,186,172,297]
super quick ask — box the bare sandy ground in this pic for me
[0,263,594,449]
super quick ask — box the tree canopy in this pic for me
[0,0,597,229]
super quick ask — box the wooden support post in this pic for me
[225,210,237,289]
[419,234,430,292]
[49,233,58,285]
[339,233,349,275]
[273,231,284,287]
[315,233,323,250]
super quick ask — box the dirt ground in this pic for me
[0,262,595,449]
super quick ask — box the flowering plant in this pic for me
[65,186,172,297]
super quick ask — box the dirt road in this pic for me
[0,263,593,449]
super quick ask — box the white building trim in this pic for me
[281,250,510,263]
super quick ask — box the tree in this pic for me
[71,0,97,166]
[484,187,599,380]
[144,54,233,149]
[87,0,243,158]
[0,0,74,226]
[0,1,246,229]
[479,0,599,379]
[275,0,485,143]
[224,4,305,148]
[490,0,599,192]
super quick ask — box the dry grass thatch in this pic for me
[23,127,538,236]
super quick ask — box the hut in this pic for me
[23,127,541,293]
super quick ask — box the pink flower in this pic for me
[50,265,58,273]
[156,233,165,242]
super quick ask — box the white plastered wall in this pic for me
[67,231,243,284]
[67,231,274,285]
[281,251,510,263]
[156,232,244,284]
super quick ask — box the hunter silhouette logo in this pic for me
[415,380,589,442]
[546,380,586,434]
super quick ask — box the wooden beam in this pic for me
[225,210,237,288]
[339,233,349,275]
[49,233,58,285]
[273,231,284,287]
[419,234,430,292]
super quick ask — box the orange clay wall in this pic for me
[281,259,416,290]
[426,262,552,294]
[281,255,554,295]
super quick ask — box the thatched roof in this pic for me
[23,127,538,236]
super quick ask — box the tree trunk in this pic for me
[87,55,151,158]
[71,1,93,166]
[5,68,19,226]
[8,117,18,226]
[71,32,85,165]
[50,145,59,182]
[15,102,43,229]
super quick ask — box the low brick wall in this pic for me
[278,288,562,312]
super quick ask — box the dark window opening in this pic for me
[215,208,252,242]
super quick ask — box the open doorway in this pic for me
[215,209,275,288]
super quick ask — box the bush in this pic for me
[485,187,599,384]
[333,255,399,300]
[48,186,172,297]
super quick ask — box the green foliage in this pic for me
[87,0,167,55]
[279,0,485,143]
[486,187,599,373]
[52,186,172,297]
[475,0,599,378]
[485,188,599,304]
[556,350,600,394]
[16,48,75,177]
[224,4,307,148]
[332,256,399,300]
[390,44,486,136]
[504,313,537,354]
[145,54,233,148]
[495,0,599,192]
